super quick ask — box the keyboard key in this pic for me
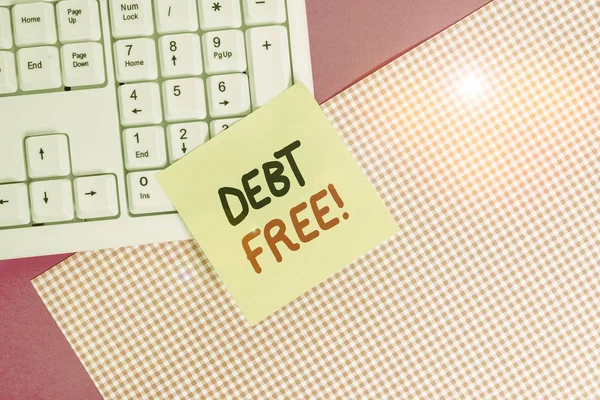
[127,170,175,215]
[25,134,71,179]
[0,51,17,94]
[123,126,167,170]
[73,175,119,219]
[118,82,162,126]
[0,144,25,183]
[167,121,209,162]
[154,0,198,34]
[30,179,75,224]
[207,73,250,118]
[162,78,206,122]
[246,25,291,107]
[109,0,154,38]
[210,117,241,136]
[0,8,13,49]
[242,0,286,26]
[198,0,241,31]
[202,29,246,74]
[158,33,202,78]
[61,42,105,87]
[17,46,62,91]
[12,2,57,47]
[0,183,30,228]
[114,38,158,82]
[56,0,102,43]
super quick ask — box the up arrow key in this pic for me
[26,134,71,179]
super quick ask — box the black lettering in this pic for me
[242,168,271,210]
[262,161,290,197]
[218,187,249,226]
[274,140,305,187]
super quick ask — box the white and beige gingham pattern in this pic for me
[33,1,600,398]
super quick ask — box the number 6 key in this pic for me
[206,73,251,118]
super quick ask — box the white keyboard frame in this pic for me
[0,0,313,259]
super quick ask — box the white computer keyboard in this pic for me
[0,0,313,259]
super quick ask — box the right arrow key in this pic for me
[206,73,251,118]
[74,175,119,220]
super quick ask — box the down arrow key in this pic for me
[30,180,75,224]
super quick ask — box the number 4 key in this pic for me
[118,82,163,126]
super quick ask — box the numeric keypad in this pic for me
[113,0,294,217]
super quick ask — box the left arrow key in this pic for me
[0,183,30,228]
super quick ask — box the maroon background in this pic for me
[0,1,491,398]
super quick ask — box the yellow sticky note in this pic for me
[158,84,398,325]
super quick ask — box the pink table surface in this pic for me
[0,1,490,398]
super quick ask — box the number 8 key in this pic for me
[158,33,204,78]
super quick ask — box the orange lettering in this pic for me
[242,229,263,274]
[310,189,339,230]
[264,218,300,263]
[290,202,319,243]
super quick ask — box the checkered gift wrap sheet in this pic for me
[33,1,600,399]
